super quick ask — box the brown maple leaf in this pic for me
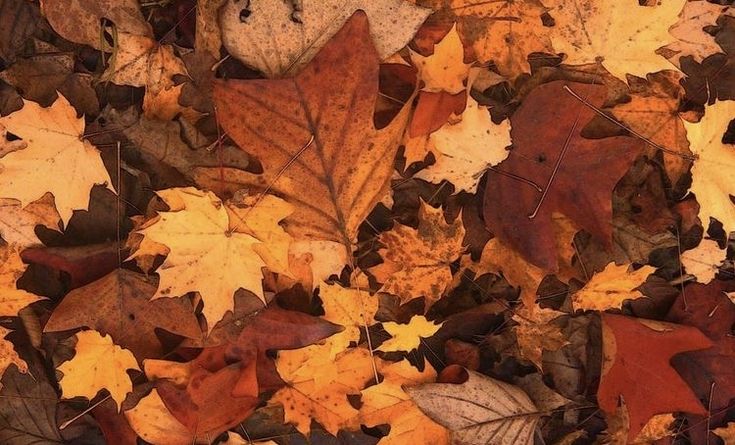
[483,81,645,271]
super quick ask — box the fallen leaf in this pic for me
[681,238,724,284]
[411,25,470,94]
[377,315,442,352]
[714,422,735,445]
[318,282,378,358]
[483,81,644,271]
[512,306,567,369]
[57,330,140,411]
[0,245,43,317]
[0,327,26,386]
[571,263,654,312]
[0,195,59,247]
[219,0,430,77]
[0,0,39,63]
[660,1,733,66]
[124,388,193,445]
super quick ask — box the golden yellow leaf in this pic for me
[360,359,450,445]
[681,238,725,284]
[512,306,567,369]
[0,326,27,387]
[411,25,470,94]
[125,388,194,445]
[370,201,465,309]
[0,245,43,317]
[57,330,140,411]
[714,422,735,445]
[318,283,378,358]
[572,263,654,311]
[546,0,685,81]
[378,315,442,352]
[415,97,511,193]
[0,93,113,225]
[136,187,293,330]
[687,100,735,234]
[270,347,374,435]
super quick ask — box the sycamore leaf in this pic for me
[572,263,655,311]
[408,366,540,445]
[413,0,552,78]
[0,245,43,317]
[546,0,685,81]
[219,0,430,77]
[415,97,510,193]
[661,1,733,66]
[378,315,442,352]
[598,314,712,442]
[682,238,725,284]
[370,201,465,309]
[411,25,470,94]
[57,330,140,411]
[687,100,735,234]
[136,187,293,330]
[359,359,450,445]
[209,12,412,262]
[270,347,375,435]
[0,93,113,226]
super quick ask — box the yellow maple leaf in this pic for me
[0,94,113,225]
[687,100,735,234]
[0,245,43,317]
[572,263,655,311]
[125,388,193,445]
[512,306,567,369]
[270,347,375,435]
[546,0,685,81]
[136,187,293,330]
[57,330,140,411]
[360,359,450,445]
[370,201,465,309]
[378,316,442,352]
[411,25,470,94]
[318,283,378,358]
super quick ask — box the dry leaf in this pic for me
[681,238,725,284]
[572,263,654,311]
[378,315,442,352]
[411,25,470,94]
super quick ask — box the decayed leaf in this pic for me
[411,25,470,94]
[359,359,450,445]
[370,201,465,309]
[378,315,442,352]
[44,269,202,359]
[571,263,654,311]
[414,97,511,193]
[598,314,712,442]
[219,0,430,77]
[0,195,59,247]
[512,306,567,369]
[686,100,735,234]
[0,93,113,225]
[681,238,725,284]
[413,0,552,78]
[57,330,140,411]
[408,366,540,445]
[546,0,685,81]
[484,81,644,271]
[661,1,733,66]
[0,245,43,317]
[714,423,735,445]
[270,347,375,435]
[135,187,292,330]
[210,12,412,262]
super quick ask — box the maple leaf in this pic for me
[270,347,375,435]
[210,12,412,262]
[0,245,43,317]
[681,238,724,284]
[317,282,378,358]
[413,0,553,78]
[370,200,465,309]
[0,327,26,388]
[359,359,450,445]
[57,330,140,411]
[483,81,645,271]
[125,388,193,445]
[659,1,733,66]
[44,269,202,358]
[686,99,735,234]
[571,262,654,312]
[378,315,442,352]
[546,0,685,81]
[135,187,293,330]
[0,93,114,225]
[598,314,712,442]
[0,195,59,247]
[665,281,735,444]
[408,365,540,445]
[512,306,567,369]
[219,0,430,78]
[411,25,470,94]
[414,96,511,193]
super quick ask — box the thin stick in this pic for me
[59,394,111,430]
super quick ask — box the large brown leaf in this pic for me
[483,81,645,271]
[208,12,410,256]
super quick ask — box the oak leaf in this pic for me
[57,330,140,411]
[546,0,685,81]
[378,315,442,352]
[686,99,735,234]
[598,314,712,442]
[571,263,654,312]
[219,0,430,77]
[0,93,114,225]
[370,200,465,309]
[408,365,540,445]
[44,269,202,359]
[483,81,644,271]
[210,12,411,262]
